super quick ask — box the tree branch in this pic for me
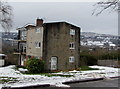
[92,0,119,16]
[0,0,13,32]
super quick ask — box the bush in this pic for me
[26,58,45,73]
[100,52,120,60]
[80,53,97,66]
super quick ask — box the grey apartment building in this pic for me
[15,19,81,71]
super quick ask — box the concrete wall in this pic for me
[43,22,80,71]
[26,27,44,58]
[18,20,81,71]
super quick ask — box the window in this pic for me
[69,56,75,63]
[69,42,75,49]
[21,30,27,40]
[36,28,41,33]
[70,29,75,35]
[35,42,41,48]
[35,56,40,59]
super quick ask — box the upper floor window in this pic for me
[36,28,41,33]
[19,43,26,52]
[70,29,75,35]
[35,42,41,48]
[69,42,75,49]
[21,30,27,40]
[69,56,75,63]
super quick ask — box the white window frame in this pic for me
[70,29,75,35]
[69,42,75,49]
[36,28,41,33]
[35,42,41,48]
[69,56,75,63]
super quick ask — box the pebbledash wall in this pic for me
[43,22,80,70]
[17,19,81,71]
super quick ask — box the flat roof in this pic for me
[17,21,80,30]
[44,21,80,28]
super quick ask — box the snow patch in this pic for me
[0,65,119,89]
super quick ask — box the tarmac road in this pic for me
[8,78,119,89]
[69,78,119,87]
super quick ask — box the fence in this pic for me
[97,60,120,67]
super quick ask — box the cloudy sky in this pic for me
[7,2,118,35]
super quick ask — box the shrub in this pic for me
[80,53,97,66]
[100,52,120,60]
[26,58,45,73]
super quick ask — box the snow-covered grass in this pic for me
[0,65,119,89]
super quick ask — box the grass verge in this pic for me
[80,66,99,71]
[0,77,18,83]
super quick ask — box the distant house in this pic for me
[0,54,7,67]
[15,19,81,71]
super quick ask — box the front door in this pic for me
[51,57,57,70]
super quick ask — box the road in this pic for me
[10,78,119,89]
[69,78,119,87]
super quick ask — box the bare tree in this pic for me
[92,0,119,16]
[0,0,13,32]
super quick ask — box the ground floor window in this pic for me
[69,56,75,63]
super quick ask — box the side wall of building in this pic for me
[43,22,80,71]
[26,27,44,59]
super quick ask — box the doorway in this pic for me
[51,57,57,70]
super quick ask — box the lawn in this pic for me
[0,77,18,83]
[80,66,99,71]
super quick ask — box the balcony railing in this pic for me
[13,49,26,55]
[15,40,26,42]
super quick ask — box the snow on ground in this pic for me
[0,65,119,89]
[0,65,22,77]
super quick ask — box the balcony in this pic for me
[13,49,26,55]
[15,36,27,42]
[13,49,20,55]
[15,39,26,42]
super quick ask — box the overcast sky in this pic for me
[5,2,118,35]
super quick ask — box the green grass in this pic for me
[43,74,73,77]
[0,77,18,83]
[80,66,99,71]
[25,73,73,77]
[23,66,99,77]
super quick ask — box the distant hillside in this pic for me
[0,31,119,49]
[0,32,18,39]
[81,32,119,49]
[0,32,18,47]
[81,32,116,37]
